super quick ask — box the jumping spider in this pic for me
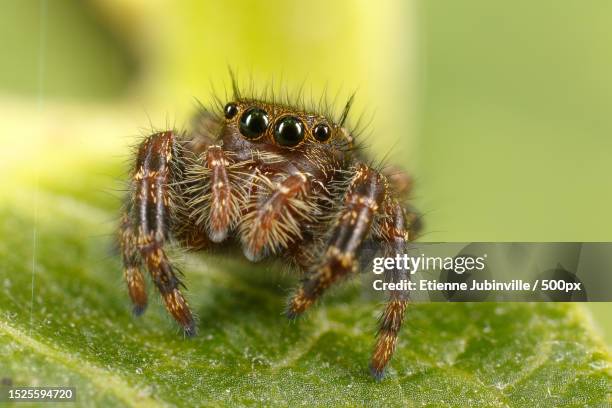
[119,83,421,379]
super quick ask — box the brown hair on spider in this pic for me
[118,75,422,380]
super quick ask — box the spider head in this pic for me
[221,99,353,150]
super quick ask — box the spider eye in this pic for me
[239,108,269,139]
[274,116,304,147]
[224,102,239,119]
[313,123,331,142]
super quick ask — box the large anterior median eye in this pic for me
[274,116,304,147]
[239,108,269,139]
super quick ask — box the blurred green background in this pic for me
[0,1,610,343]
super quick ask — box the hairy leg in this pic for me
[161,111,225,250]
[125,131,196,335]
[283,162,421,378]
[119,210,147,315]
[240,171,317,262]
[370,196,414,380]
[205,146,243,242]
[185,145,243,244]
[287,164,386,317]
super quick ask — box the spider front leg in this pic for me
[240,171,315,261]
[121,131,196,336]
[185,145,243,243]
[287,164,386,316]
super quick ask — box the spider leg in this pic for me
[287,164,386,317]
[119,210,147,315]
[128,131,196,336]
[369,196,415,380]
[199,145,243,242]
[240,171,314,261]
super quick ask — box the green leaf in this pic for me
[1,119,610,408]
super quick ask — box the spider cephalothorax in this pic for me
[119,84,422,379]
